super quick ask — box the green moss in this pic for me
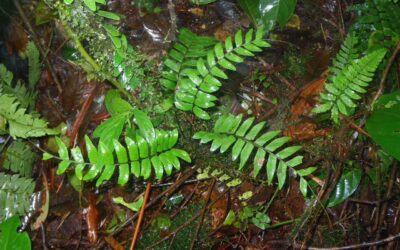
[137,202,211,250]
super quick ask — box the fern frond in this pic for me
[3,141,36,177]
[0,173,35,222]
[174,29,270,120]
[0,94,58,138]
[50,129,191,186]
[328,33,359,80]
[0,65,36,110]
[161,28,217,90]
[313,48,387,123]
[193,114,304,189]
[27,42,41,89]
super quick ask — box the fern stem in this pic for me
[63,25,134,102]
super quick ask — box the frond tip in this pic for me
[313,48,387,123]
[193,114,305,190]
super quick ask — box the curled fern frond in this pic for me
[193,114,305,190]
[3,141,36,177]
[313,48,387,123]
[0,173,35,222]
[50,129,191,186]
[174,29,270,120]
[161,28,217,90]
[0,94,58,138]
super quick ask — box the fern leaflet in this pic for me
[193,114,310,190]
[0,94,58,138]
[313,48,387,123]
[161,28,217,90]
[3,141,36,177]
[0,173,35,222]
[328,33,359,80]
[174,29,270,120]
[0,64,36,110]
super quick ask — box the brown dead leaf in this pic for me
[284,120,329,141]
[290,78,326,120]
[104,236,124,250]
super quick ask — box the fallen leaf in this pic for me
[284,120,329,141]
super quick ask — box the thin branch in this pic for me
[130,181,152,250]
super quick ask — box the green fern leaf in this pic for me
[3,141,36,177]
[193,114,304,189]
[0,64,36,110]
[0,173,35,222]
[0,94,58,138]
[50,128,191,186]
[313,48,387,123]
[27,42,41,88]
[174,29,270,120]
[161,28,217,90]
[328,33,359,80]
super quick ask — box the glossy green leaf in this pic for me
[83,0,96,11]
[0,216,31,250]
[327,169,362,207]
[71,147,85,180]
[253,148,266,177]
[277,161,287,189]
[97,10,121,20]
[239,143,254,169]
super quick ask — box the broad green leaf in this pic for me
[55,137,68,160]
[83,0,96,11]
[97,10,121,20]
[105,90,133,116]
[238,0,297,30]
[265,137,290,152]
[255,130,280,146]
[71,147,85,180]
[92,114,126,150]
[42,152,53,160]
[366,91,400,161]
[133,109,155,141]
[193,106,210,120]
[83,136,102,180]
[327,169,362,207]
[0,216,31,250]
